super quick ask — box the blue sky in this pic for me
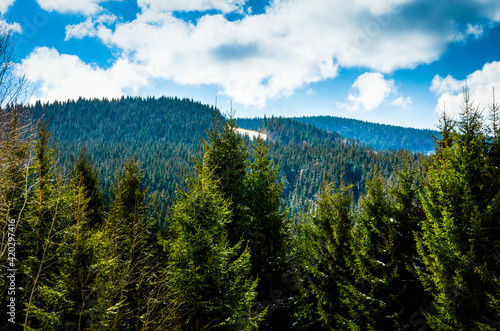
[5,0,500,129]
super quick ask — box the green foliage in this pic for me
[245,137,294,329]
[6,90,499,330]
[296,182,355,330]
[0,106,32,327]
[238,115,437,152]
[71,148,104,228]
[165,153,263,330]
[237,116,426,215]
[415,90,500,330]
[203,114,249,246]
[31,98,427,219]
[20,116,66,330]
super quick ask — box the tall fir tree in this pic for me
[341,162,427,331]
[19,115,72,330]
[203,112,249,246]
[104,158,157,330]
[165,151,263,330]
[71,148,104,228]
[345,172,398,330]
[0,106,31,328]
[296,181,355,330]
[415,88,500,329]
[245,137,293,329]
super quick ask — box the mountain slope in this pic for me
[28,97,427,216]
[288,116,437,152]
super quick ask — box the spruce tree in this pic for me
[345,172,397,330]
[104,158,156,330]
[296,181,354,330]
[203,112,249,246]
[245,137,293,329]
[165,152,263,330]
[71,148,104,228]
[0,106,31,328]
[19,116,71,329]
[343,162,426,331]
[415,89,500,329]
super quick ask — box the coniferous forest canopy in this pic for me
[1,26,500,331]
[2,88,500,330]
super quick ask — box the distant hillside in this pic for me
[28,97,427,216]
[237,115,437,152]
[30,96,220,214]
[296,116,437,152]
[236,116,427,212]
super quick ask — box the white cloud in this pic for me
[339,72,411,111]
[25,0,500,106]
[466,23,484,39]
[65,14,116,40]
[0,0,15,14]
[36,0,119,15]
[391,96,412,108]
[431,61,500,116]
[0,19,21,33]
[340,72,396,111]
[20,47,149,103]
[137,0,245,13]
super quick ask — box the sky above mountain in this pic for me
[5,0,500,129]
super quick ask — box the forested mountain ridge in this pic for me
[29,96,220,213]
[237,115,438,152]
[28,97,426,215]
[236,116,425,211]
[3,91,500,330]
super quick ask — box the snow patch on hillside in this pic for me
[236,128,268,140]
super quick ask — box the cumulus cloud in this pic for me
[391,96,412,108]
[20,47,149,103]
[65,14,117,40]
[0,19,21,33]
[340,72,396,111]
[36,0,119,15]
[25,0,500,106]
[431,61,500,116]
[137,0,245,13]
[0,0,15,14]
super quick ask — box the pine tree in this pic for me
[19,115,71,330]
[203,112,249,246]
[330,160,426,331]
[71,148,104,228]
[165,152,263,330]
[389,156,429,329]
[345,172,398,330]
[104,158,157,330]
[296,181,354,330]
[415,88,500,329]
[245,137,293,329]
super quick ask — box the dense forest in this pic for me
[1,88,500,330]
[237,116,437,152]
[26,97,425,216]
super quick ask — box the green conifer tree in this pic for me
[104,158,156,330]
[203,113,249,246]
[165,152,263,330]
[245,137,293,329]
[20,116,71,330]
[415,88,500,329]
[346,173,397,330]
[296,181,354,330]
[0,106,31,328]
[341,162,426,331]
[71,148,104,228]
